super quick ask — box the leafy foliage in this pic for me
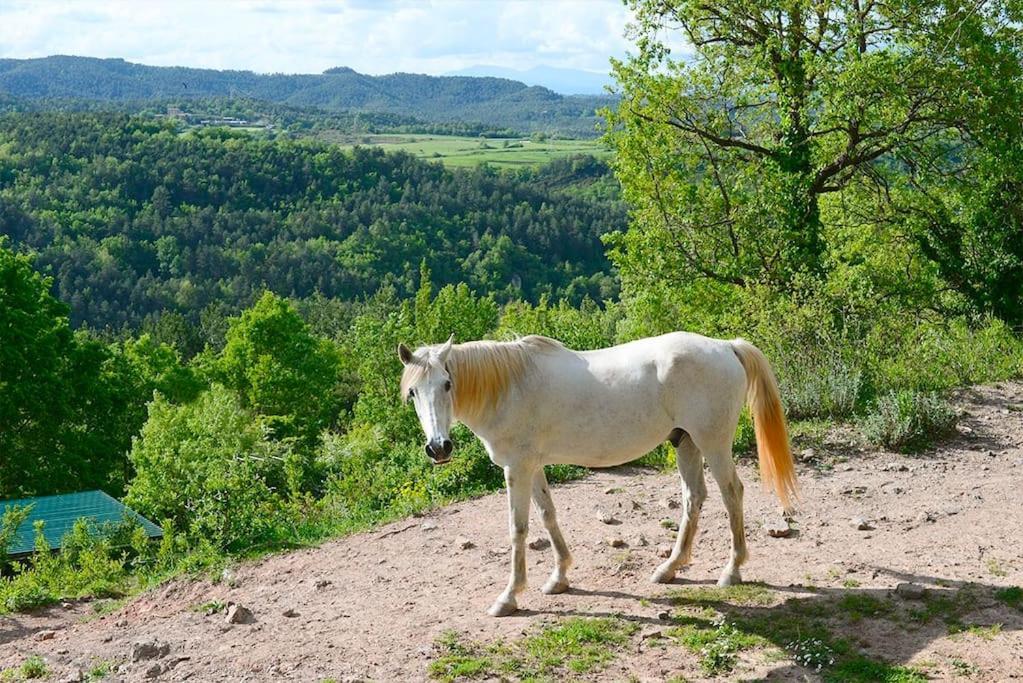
[0,112,623,331]
[859,390,958,453]
[607,0,1023,321]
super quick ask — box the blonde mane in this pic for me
[400,336,563,421]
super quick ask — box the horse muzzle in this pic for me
[425,439,454,465]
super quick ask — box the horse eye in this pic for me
[444,380,452,392]
[408,388,415,399]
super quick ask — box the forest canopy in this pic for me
[0,112,623,332]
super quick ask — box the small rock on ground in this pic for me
[130,639,170,662]
[657,545,672,558]
[527,537,550,550]
[225,604,255,625]
[596,509,619,525]
[851,516,873,531]
[606,537,626,548]
[895,582,927,600]
[144,662,165,678]
[454,536,475,550]
[764,519,792,538]
[36,630,56,641]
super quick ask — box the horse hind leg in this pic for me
[700,436,748,587]
[652,430,707,583]
[531,468,573,595]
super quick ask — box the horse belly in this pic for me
[537,393,673,468]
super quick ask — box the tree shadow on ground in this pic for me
[519,569,1023,681]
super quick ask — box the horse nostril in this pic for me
[442,439,453,456]
[425,444,435,460]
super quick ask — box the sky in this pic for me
[0,0,637,77]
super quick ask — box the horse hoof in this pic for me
[651,564,676,584]
[487,600,518,617]
[717,571,741,587]
[542,578,570,595]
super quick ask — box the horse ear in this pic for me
[437,333,455,363]
[397,343,413,365]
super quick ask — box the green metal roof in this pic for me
[1,490,163,557]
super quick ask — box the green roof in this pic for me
[1,490,163,557]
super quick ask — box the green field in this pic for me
[332,134,609,168]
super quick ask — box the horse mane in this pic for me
[400,336,562,422]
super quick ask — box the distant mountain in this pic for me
[445,65,614,95]
[0,56,615,137]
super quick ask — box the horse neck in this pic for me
[448,341,530,426]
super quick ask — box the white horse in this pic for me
[398,332,796,617]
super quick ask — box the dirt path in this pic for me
[3,383,1023,682]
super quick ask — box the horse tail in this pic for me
[731,339,798,513]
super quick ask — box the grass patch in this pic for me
[668,621,766,675]
[986,558,1009,577]
[670,583,777,608]
[994,585,1022,609]
[825,656,928,682]
[950,658,980,676]
[0,657,48,681]
[949,622,1002,640]
[192,599,227,615]
[333,134,608,169]
[428,617,637,681]
[658,584,959,680]
[87,660,113,680]
[836,594,893,620]
[905,585,979,627]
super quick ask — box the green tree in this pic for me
[218,292,343,444]
[0,242,75,496]
[125,386,290,550]
[606,0,1023,293]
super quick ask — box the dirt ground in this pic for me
[2,383,1022,682]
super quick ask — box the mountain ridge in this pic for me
[0,55,613,136]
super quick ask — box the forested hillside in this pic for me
[0,56,612,136]
[3,0,1023,647]
[0,112,622,331]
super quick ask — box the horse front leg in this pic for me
[488,464,534,617]
[531,468,572,595]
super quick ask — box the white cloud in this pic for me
[0,0,636,76]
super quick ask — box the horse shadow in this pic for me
[516,567,1023,679]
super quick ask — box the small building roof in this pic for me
[1,490,163,558]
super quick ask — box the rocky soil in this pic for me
[2,383,1023,682]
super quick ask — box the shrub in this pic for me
[126,385,293,551]
[859,390,958,453]
[869,317,1023,393]
[0,506,31,572]
[0,517,147,614]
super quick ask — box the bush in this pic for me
[868,317,1023,393]
[859,390,958,453]
[125,386,294,551]
[0,517,148,614]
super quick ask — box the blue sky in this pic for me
[1,0,637,76]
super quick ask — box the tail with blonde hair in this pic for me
[731,339,798,513]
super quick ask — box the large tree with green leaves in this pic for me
[606,0,1023,301]
[217,292,345,445]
